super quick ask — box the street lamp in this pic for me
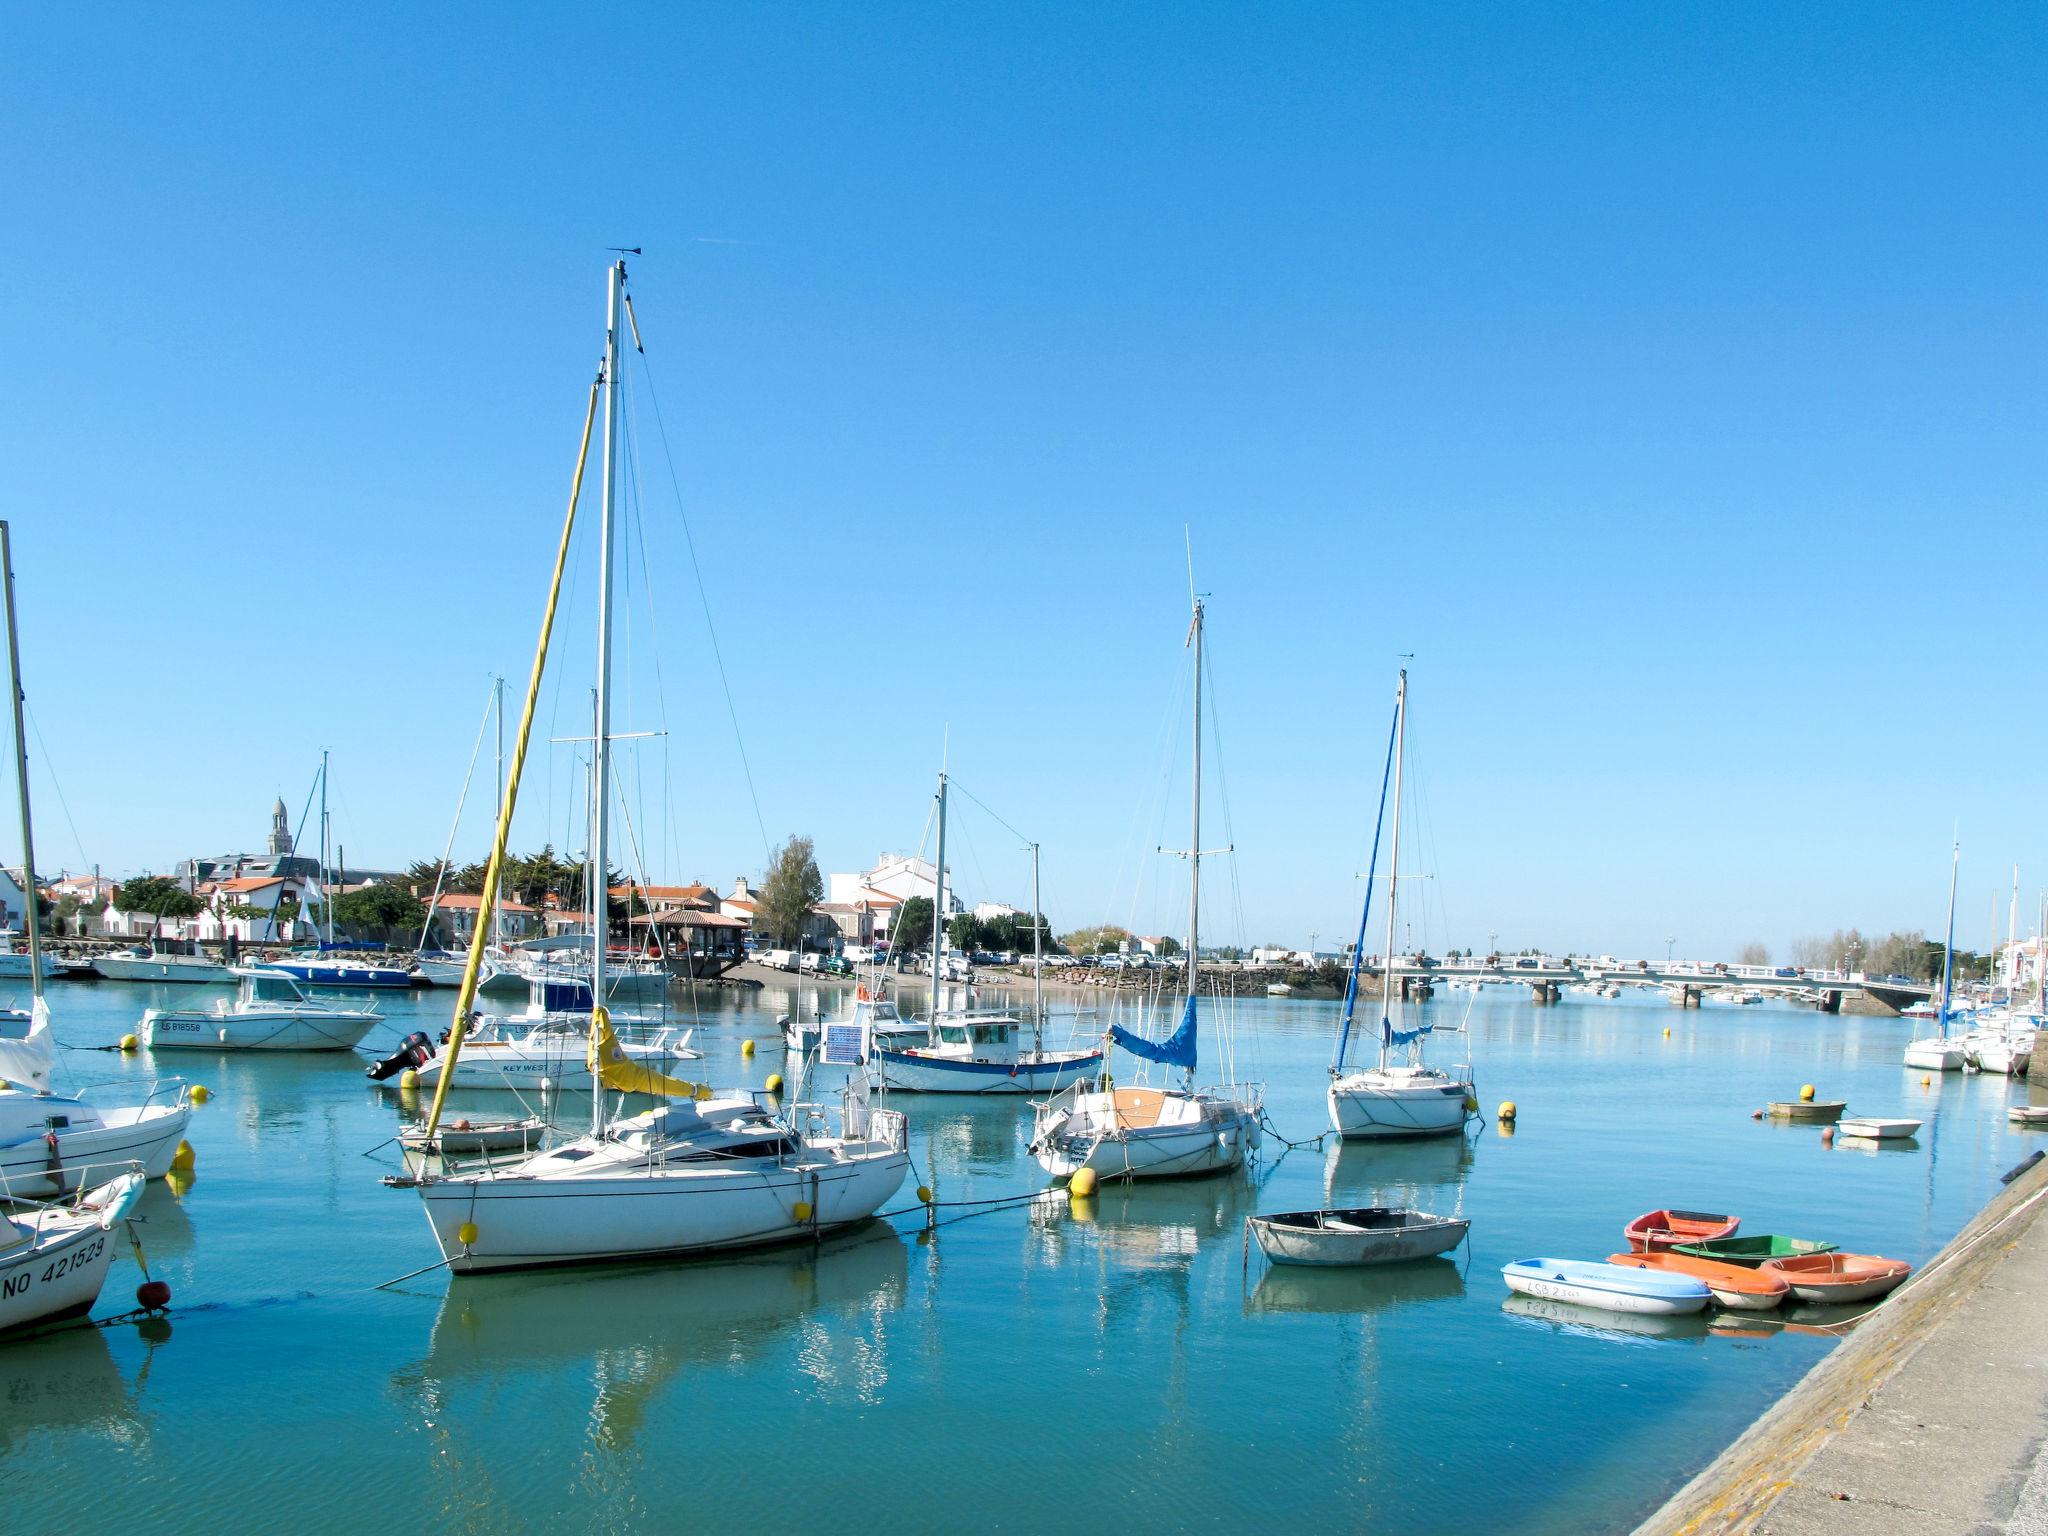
[1666,936,1676,966]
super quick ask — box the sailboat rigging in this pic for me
[1029,591,1261,1180]
[1328,669,1473,1139]
[390,259,906,1271]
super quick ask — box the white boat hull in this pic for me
[0,953,63,981]
[417,1138,909,1273]
[874,1048,1101,1095]
[1903,1038,1967,1071]
[0,1174,143,1335]
[142,1007,378,1052]
[1032,1088,1261,1181]
[1502,1268,1705,1316]
[1327,1071,1469,1139]
[414,954,500,988]
[92,954,235,984]
[0,1098,191,1195]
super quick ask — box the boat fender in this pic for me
[366,1032,435,1082]
[2002,1150,2045,1186]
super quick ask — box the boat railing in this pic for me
[72,1074,190,1111]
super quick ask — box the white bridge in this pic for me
[1370,960,1934,1014]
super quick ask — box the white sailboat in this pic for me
[1903,842,1969,1072]
[0,1169,147,1337]
[394,259,907,1272]
[0,520,193,1198]
[1328,669,1472,1140]
[1029,593,1261,1180]
[871,781,1100,1094]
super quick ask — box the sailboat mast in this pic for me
[1030,840,1042,1054]
[1187,599,1202,1013]
[931,772,947,1012]
[320,749,331,945]
[1938,840,1958,1037]
[493,674,505,950]
[1379,669,1408,1070]
[591,258,624,1137]
[2008,865,2019,994]
[0,524,45,1005]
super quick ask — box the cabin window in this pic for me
[939,1026,970,1046]
[971,1024,1009,1044]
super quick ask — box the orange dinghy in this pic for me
[1624,1208,1741,1253]
[1761,1252,1912,1305]
[1606,1251,1788,1311]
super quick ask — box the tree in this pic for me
[333,883,427,939]
[1735,941,1770,967]
[114,876,202,923]
[948,911,979,951]
[893,895,934,953]
[407,859,450,896]
[756,835,823,947]
[1059,923,1131,957]
[1153,935,1183,957]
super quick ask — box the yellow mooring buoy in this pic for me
[119,1034,138,1052]
[188,1084,211,1104]
[1069,1167,1100,1198]
[1800,1083,1816,1103]
[1497,1100,1517,1122]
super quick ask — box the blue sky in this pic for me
[2,4,2041,959]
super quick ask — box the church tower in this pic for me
[267,797,291,857]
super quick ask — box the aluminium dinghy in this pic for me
[1249,1207,1469,1267]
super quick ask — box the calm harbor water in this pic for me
[2,977,2040,1533]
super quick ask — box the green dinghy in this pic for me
[1671,1234,1837,1266]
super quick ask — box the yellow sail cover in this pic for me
[587,1006,699,1098]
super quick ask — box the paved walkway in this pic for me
[1636,1152,2048,1534]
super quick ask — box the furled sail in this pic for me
[1110,994,1198,1071]
[0,996,53,1091]
[587,1006,700,1098]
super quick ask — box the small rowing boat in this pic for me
[1623,1207,1740,1253]
[2009,1106,2048,1128]
[1760,1251,1912,1304]
[1605,1251,1788,1311]
[1672,1233,1837,1267]
[1500,1257,1710,1315]
[1768,1099,1847,1122]
[1836,1117,1921,1140]
[1249,1207,1469,1267]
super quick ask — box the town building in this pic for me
[426,891,542,945]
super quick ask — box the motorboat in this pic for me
[267,953,417,990]
[1760,1252,1912,1304]
[1836,1117,1922,1140]
[368,979,698,1092]
[782,992,927,1055]
[91,944,235,985]
[1623,1208,1740,1253]
[0,940,62,981]
[498,935,670,1003]
[1500,1257,1710,1316]
[141,967,381,1051]
[874,1008,1101,1095]
[1904,1037,1968,1071]
[1266,982,1292,996]
[1672,1233,1836,1266]
[1327,670,1472,1141]
[0,1170,147,1336]
[1249,1206,1469,1267]
[1604,1250,1787,1310]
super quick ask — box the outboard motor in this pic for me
[367,1031,434,1082]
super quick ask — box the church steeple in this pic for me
[267,796,291,857]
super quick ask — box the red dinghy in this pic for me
[1624,1208,1741,1253]
[1760,1252,1912,1304]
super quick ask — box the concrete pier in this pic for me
[1633,1152,2048,1534]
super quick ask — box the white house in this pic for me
[2002,936,2045,996]
[192,874,322,943]
[827,854,963,917]
[0,867,26,932]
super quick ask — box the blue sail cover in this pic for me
[1111,995,1199,1071]
[1385,1014,1432,1047]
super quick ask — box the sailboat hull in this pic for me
[1327,1071,1469,1139]
[874,1048,1101,1095]
[1902,1038,1966,1071]
[0,1094,191,1193]
[1031,1088,1261,1181]
[417,1141,910,1273]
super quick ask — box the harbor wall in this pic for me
[1631,1150,2048,1534]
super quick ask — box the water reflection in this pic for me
[403,1223,909,1421]
[1500,1294,1714,1345]
[1322,1135,1476,1207]
[0,1325,151,1454]
[1246,1258,1466,1317]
